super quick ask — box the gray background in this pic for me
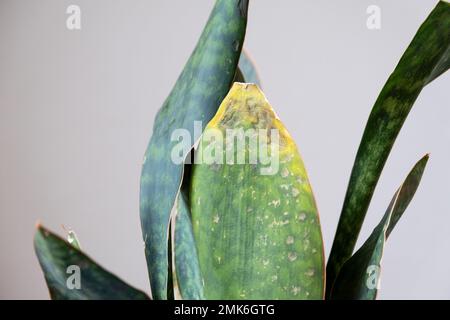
[0,0,449,299]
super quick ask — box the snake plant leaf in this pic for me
[238,49,262,87]
[172,167,205,300]
[139,0,248,299]
[189,83,325,299]
[171,48,261,300]
[326,1,450,296]
[330,155,429,300]
[34,225,150,300]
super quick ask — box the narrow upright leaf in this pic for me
[34,225,150,300]
[327,1,450,296]
[140,0,249,299]
[172,167,205,300]
[330,155,429,300]
[190,83,324,299]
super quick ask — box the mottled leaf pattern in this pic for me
[34,225,150,300]
[140,0,248,299]
[190,83,324,299]
[330,155,429,300]
[326,1,450,296]
[173,167,205,300]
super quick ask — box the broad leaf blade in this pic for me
[34,225,150,300]
[140,0,249,299]
[190,83,324,299]
[330,155,429,300]
[326,1,450,295]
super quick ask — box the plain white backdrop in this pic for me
[0,0,449,299]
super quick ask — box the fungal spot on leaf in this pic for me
[305,269,315,277]
[281,168,289,178]
[288,252,297,262]
[303,239,310,251]
[291,286,301,295]
[298,212,307,221]
[213,214,220,224]
[269,218,290,228]
[268,199,281,207]
[286,236,294,245]
[291,188,300,197]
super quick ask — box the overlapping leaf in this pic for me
[172,166,205,300]
[172,49,262,300]
[34,225,149,300]
[139,0,249,299]
[326,1,450,296]
[330,155,429,299]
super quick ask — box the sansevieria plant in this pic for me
[34,0,450,300]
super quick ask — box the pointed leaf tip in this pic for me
[330,155,429,300]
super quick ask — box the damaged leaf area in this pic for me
[189,83,324,299]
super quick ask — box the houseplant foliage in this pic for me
[34,1,450,300]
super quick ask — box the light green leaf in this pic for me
[190,83,324,299]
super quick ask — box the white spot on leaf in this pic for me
[288,252,297,262]
[305,269,315,277]
[286,236,294,245]
[298,212,307,221]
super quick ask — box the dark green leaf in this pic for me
[330,155,429,300]
[173,181,205,300]
[139,0,249,299]
[326,1,450,296]
[34,225,150,300]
